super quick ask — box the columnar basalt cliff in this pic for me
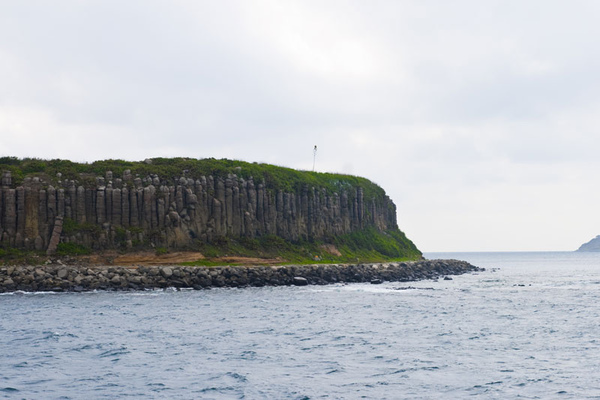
[0,158,416,258]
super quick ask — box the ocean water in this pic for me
[2,252,600,399]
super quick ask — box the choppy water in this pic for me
[2,252,600,399]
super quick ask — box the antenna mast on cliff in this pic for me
[313,145,317,172]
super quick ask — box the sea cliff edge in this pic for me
[0,259,482,293]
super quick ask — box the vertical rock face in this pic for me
[24,184,39,247]
[3,189,16,242]
[46,217,63,255]
[0,168,401,251]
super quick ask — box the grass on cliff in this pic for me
[181,227,421,266]
[0,227,421,266]
[0,157,385,200]
[0,248,48,265]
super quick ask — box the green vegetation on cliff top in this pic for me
[0,157,385,200]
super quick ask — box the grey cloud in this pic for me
[3,0,600,250]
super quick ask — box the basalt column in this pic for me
[16,186,25,247]
[0,168,401,252]
[23,185,39,249]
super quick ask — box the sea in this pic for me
[2,252,600,399]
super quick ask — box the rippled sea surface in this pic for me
[2,252,600,399]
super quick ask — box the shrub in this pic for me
[56,242,91,256]
[155,247,168,255]
[62,218,79,235]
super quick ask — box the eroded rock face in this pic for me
[0,169,400,251]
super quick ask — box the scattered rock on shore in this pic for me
[0,259,483,293]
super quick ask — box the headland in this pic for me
[577,235,600,252]
[0,157,482,292]
[0,157,420,264]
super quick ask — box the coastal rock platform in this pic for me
[0,259,482,293]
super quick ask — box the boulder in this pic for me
[160,267,173,278]
[293,276,308,286]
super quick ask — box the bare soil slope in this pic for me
[81,251,284,266]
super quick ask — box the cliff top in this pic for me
[0,157,386,200]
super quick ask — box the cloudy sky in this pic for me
[1,1,600,252]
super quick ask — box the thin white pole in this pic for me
[313,145,317,171]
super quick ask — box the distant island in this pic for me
[577,235,600,252]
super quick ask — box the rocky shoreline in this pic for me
[0,259,482,293]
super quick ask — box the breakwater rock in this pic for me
[0,259,482,293]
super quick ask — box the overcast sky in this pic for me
[2,1,600,252]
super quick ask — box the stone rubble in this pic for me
[0,259,482,293]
